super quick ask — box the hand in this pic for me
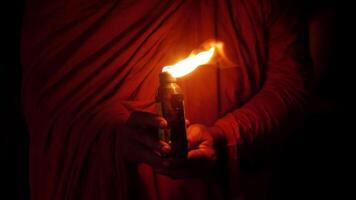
[120,111,171,170]
[187,124,218,160]
[159,124,225,178]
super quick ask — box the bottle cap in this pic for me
[159,72,176,84]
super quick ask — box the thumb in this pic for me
[188,149,216,161]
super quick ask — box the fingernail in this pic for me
[160,120,167,128]
[161,145,170,154]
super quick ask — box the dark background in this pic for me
[3,0,28,199]
[3,0,342,199]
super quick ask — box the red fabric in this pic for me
[22,0,310,199]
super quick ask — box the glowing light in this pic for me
[162,43,218,78]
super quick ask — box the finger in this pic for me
[188,149,217,161]
[186,124,203,150]
[125,140,169,169]
[128,111,167,129]
[133,131,171,156]
[140,148,170,169]
[185,119,190,126]
[141,114,167,128]
[160,140,172,156]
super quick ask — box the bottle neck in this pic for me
[159,72,176,84]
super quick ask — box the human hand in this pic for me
[120,111,171,170]
[159,124,225,178]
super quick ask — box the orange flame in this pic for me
[162,42,221,78]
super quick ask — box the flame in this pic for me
[162,44,217,78]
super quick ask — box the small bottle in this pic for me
[157,72,188,159]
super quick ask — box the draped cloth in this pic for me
[21,0,310,199]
